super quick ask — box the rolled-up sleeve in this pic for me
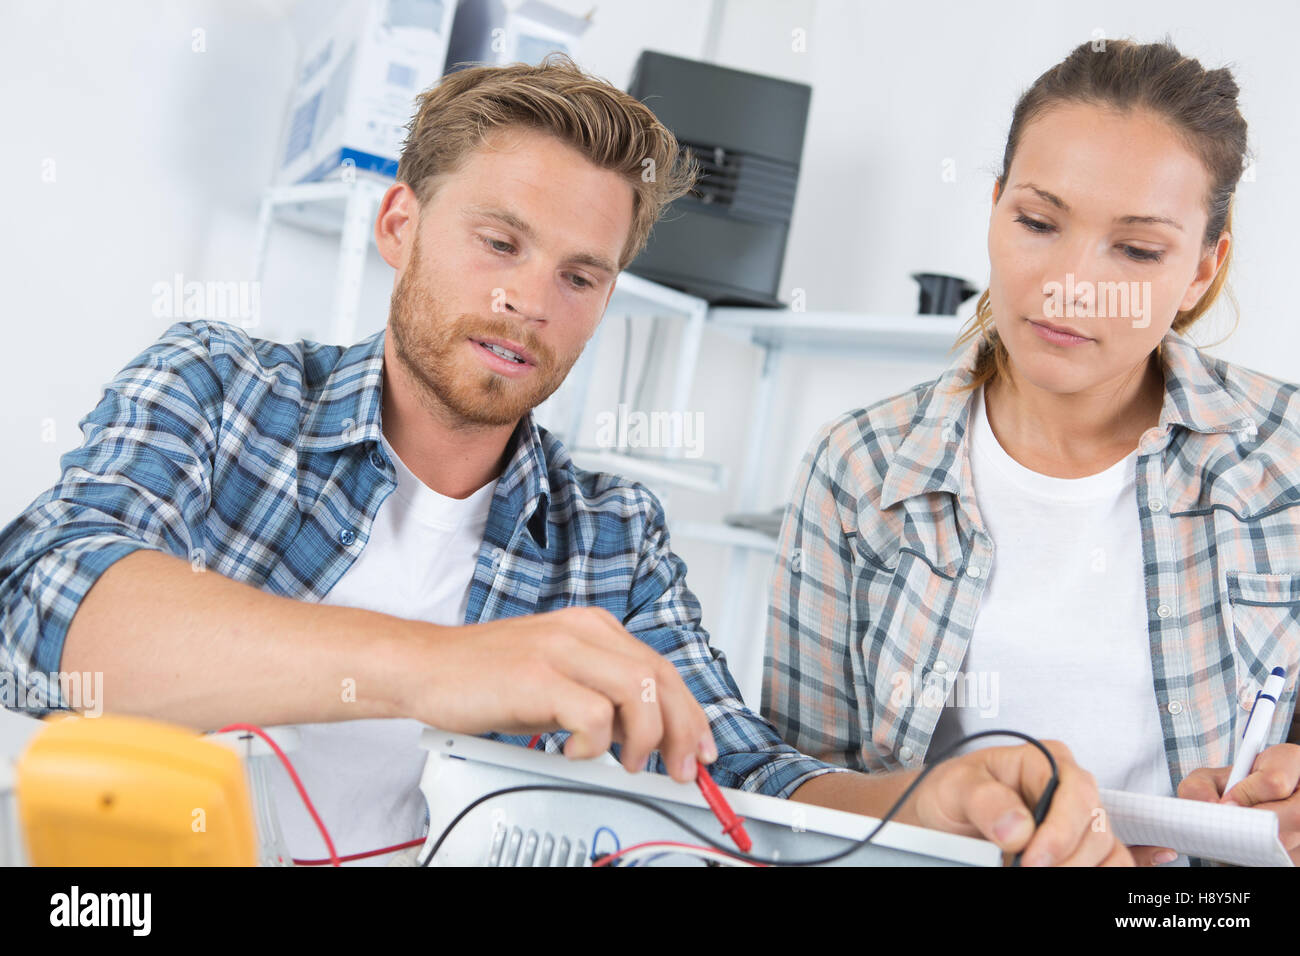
[0,321,222,713]
[620,483,851,798]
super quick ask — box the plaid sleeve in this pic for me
[0,321,222,714]
[619,483,851,798]
[762,421,866,770]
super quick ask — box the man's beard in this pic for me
[387,243,577,428]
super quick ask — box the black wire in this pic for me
[418,730,1059,867]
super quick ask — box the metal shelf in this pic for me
[708,308,966,356]
[257,179,391,237]
[252,179,391,345]
[568,448,727,495]
[674,519,778,553]
[698,305,967,648]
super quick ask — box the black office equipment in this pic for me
[626,51,812,308]
[912,273,980,315]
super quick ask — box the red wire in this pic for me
[592,840,764,867]
[293,837,426,866]
[218,725,551,868]
[299,733,538,868]
[216,722,341,867]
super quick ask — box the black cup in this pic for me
[912,273,980,315]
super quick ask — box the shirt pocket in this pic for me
[1225,570,1300,745]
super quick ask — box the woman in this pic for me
[763,38,1300,865]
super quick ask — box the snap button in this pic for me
[338,528,356,546]
[933,660,949,675]
[1156,603,1172,619]
[1167,700,1183,716]
[790,548,803,572]
[966,565,982,579]
[899,746,914,761]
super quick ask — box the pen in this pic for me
[695,760,752,853]
[1224,666,1288,795]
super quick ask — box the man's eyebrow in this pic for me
[1010,182,1184,231]
[464,204,536,241]
[463,203,619,275]
[566,251,619,276]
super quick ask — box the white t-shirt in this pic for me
[928,384,1172,799]
[265,430,498,866]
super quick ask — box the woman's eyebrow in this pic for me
[1011,182,1183,231]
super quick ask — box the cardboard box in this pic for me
[444,0,591,73]
[276,0,457,185]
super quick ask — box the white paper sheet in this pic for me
[1099,788,1293,867]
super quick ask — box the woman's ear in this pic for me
[1178,232,1231,312]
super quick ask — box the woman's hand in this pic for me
[914,738,1134,866]
[1130,743,1300,865]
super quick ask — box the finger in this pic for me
[564,606,715,779]
[641,657,714,783]
[1223,744,1300,807]
[946,773,1037,855]
[1099,842,1137,867]
[545,635,663,773]
[1178,766,1229,802]
[1126,845,1180,867]
[1051,810,1121,867]
[1231,793,1300,839]
[549,676,617,760]
[1010,741,1100,868]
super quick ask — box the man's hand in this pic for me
[405,605,717,783]
[912,739,1132,866]
[1132,743,1300,865]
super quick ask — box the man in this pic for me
[0,55,1128,866]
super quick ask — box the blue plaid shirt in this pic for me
[0,319,846,799]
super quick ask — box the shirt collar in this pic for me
[880,325,1257,510]
[299,328,387,452]
[304,329,553,548]
[493,411,553,551]
[298,326,551,549]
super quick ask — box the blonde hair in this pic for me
[396,53,699,272]
[953,38,1248,393]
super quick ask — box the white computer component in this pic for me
[416,730,1001,867]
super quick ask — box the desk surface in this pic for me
[0,708,43,761]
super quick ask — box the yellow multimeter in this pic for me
[14,712,258,866]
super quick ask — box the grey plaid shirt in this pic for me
[765,327,1300,797]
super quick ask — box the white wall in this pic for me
[2,0,1296,712]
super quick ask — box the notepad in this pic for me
[1099,788,1293,866]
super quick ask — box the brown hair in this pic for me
[954,37,1250,393]
[396,53,698,271]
